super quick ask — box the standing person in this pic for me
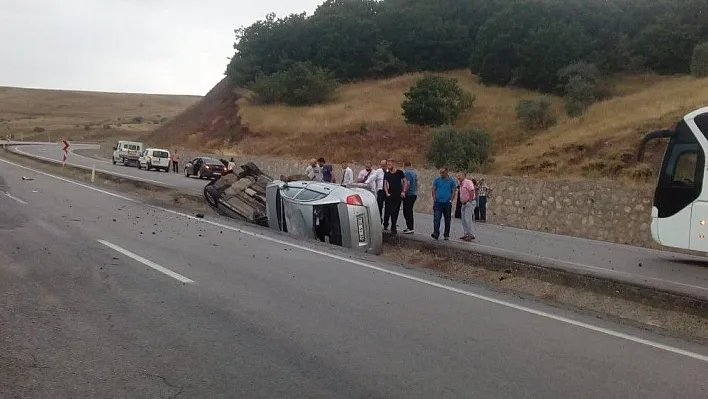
[227,157,236,173]
[472,178,480,221]
[478,178,491,222]
[402,161,418,234]
[431,167,457,241]
[318,157,335,183]
[305,158,323,181]
[340,162,354,185]
[365,159,388,225]
[171,150,180,173]
[357,161,373,184]
[457,172,477,241]
[454,183,462,219]
[383,159,406,235]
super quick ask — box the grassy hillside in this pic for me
[0,86,200,142]
[233,70,708,183]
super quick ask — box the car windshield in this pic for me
[153,151,168,158]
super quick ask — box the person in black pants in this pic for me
[383,159,406,235]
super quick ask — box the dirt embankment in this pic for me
[144,77,248,150]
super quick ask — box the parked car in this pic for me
[184,157,226,179]
[112,140,143,166]
[138,148,171,172]
[203,162,383,255]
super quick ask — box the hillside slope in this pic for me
[144,77,248,149]
[142,70,708,184]
[0,86,199,141]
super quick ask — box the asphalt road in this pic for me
[13,143,708,300]
[3,149,708,398]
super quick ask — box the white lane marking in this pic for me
[12,146,170,187]
[0,157,138,203]
[4,155,708,363]
[98,239,194,284]
[5,192,28,204]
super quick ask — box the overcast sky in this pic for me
[0,0,323,95]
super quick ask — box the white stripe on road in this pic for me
[98,239,194,284]
[3,155,708,364]
[5,192,27,204]
[0,157,138,203]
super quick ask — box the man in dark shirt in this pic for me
[383,159,407,235]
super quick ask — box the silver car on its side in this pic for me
[203,162,383,255]
[265,180,383,254]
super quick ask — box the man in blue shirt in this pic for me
[431,167,457,240]
[402,161,418,234]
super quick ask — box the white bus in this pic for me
[637,106,708,252]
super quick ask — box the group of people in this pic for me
[304,157,491,243]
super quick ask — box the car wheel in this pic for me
[112,158,116,165]
[147,163,152,171]
[137,163,142,170]
[185,168,189,177]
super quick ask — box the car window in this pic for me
[128,144,139,150]
[294,188,328,201]
[153,151,169,158]
[279,187,302,199]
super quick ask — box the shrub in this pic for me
[557,62,601,117]
[131,116,144,124]
[425,126,492,172]
[250,61,338,106]
[563,76,596,117]
[401,75,475,126]
[33,127,45,133]
[691,42,708,78]
[83,124,91,130]
[516,97,557,130]
[103,124,111,129]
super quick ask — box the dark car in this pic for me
[184,157,226,179]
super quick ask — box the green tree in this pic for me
[516,97,557,131]
[558,62,602,117]
[691,42,708,78]
[250,61,339,106]
[401,75,474,126]
[426,126,492,172]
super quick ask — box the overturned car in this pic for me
[203,162,383,255]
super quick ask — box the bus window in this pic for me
[673,152,698,186]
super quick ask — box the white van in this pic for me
[138,148,171,172]
[112,140,144,166]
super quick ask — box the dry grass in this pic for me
[236,69,708,182]
[0,86,200,142]
[494,74,708,181]
[237,70,547,159]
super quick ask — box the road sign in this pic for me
[61,139,69,166]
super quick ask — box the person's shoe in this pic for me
[431,233,439,240]
[391,229,397,235]
[443,236,449,241]
[402,229,414,234]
